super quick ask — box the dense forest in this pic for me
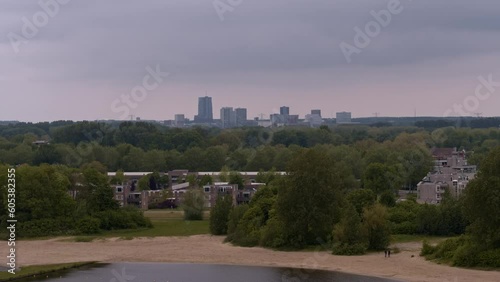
[1,120,500,174]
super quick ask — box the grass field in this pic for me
[67,209,210,241]
[0,262,96,281]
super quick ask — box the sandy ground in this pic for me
[4,235,499,282]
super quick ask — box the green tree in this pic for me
[463,146,500,248]
[110,169,125,185]
[138,174,151,191]
[277,148,345,247]
[332,203,367,255]
[182,189,205,220]
[363,163,391,195]
[82,167,119,213]
[229,171,244,189]
[199,175,213,186]
[363,203,391,250]
[226,204,249,236]
[209,195,233,235]
[379,190,396,207]
[219,165,230,182]
[346,188,376,216]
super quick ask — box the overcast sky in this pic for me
[1,0,500,122]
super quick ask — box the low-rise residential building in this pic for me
[109,170,280,210]
[417,148,476,204]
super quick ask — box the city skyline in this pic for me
[2,0,500,122]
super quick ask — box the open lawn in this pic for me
[68,209,210,241]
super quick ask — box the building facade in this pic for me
[195,96,213,123]
[235,108,247,127]
[220,107,236,128]
[417,148,476,204]
[336,112,352,124]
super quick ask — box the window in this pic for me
[116,186,123,193]
[204,187,211,192]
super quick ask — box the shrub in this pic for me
[260,214,287,248]
[332,243,367,256]
[475,248,500,268]
[18,217,76,237]
[95,208,152,230]
[77,217,101,234]
[227,206,264,247]
[420,240,436,257]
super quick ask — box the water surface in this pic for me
[24,263,401,282]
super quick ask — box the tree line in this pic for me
[207,147,500,266]
[0,164,151,238]
[1,121,500,179]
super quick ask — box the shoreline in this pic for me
[5,235,500,282]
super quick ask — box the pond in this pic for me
[22,263,401,282]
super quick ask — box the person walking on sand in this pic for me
[388,249,391,258]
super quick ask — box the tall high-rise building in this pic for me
[195,96,213,122]
[220,107,236,128]
[311,109,322,117]
[280,106,290,116]
[235,108,247,126]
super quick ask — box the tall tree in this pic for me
[277,147,346,247]
[209,194,233,235]
[463,146,500,248]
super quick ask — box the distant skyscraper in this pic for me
[280,106,290,116]
[336,112,352,124]
[195,96,213,122]
[235,108,247,126]
[311,109,322,117]
[174,114,185,127]
[220,107,236,128]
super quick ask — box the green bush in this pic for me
[475,248,500,268]
[420,240,436,257]
[260,215,287,248]
[332,243,367,256]
[18,217,76,237]
[432,237,463,261]
[95,208,152,230]
[76,217,101,234]
[390,221,417,235]
[452,243,480,267]
[227,206,264,247]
